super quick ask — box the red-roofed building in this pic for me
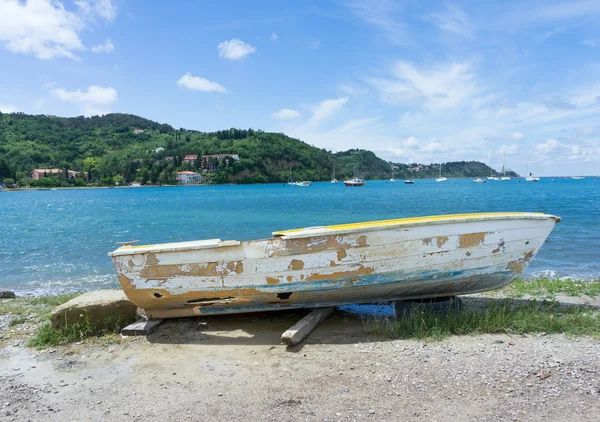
[183,154,198,165]
[31,169,84,180]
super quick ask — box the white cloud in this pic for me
[0,0,116,60]
[271,108,302,120]
[346,0,409,45]
[536,139,560,154]
[512,132,525,140]
[0,104,20,113]
[425,3,474,38]
[51,85,117,104]
[75,0,117,21]
[271,32,278,41]
[581,38,600,47]
[403,136,419,148]
[91,38,114,53]
[83,105,110,116]
[177,73,227,93]
[371,61,480,110]
[217,39,256,60]
[337,117,381,132]
[309,97,349,123]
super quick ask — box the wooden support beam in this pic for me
[121,318,164,336]
[281,307,335,346]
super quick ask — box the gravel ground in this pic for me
[1,307,599,422]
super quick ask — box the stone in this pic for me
[50,290,137,328]
[0,291,16,299]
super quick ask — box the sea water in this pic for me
[0,178,598,295]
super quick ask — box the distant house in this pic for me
[129,181,142,187]
[31,169,61,179]
[155,147,165,153]
[134,129,145,134]
[177,171,202,184]
[31,169,83,180]
[200,154,240,172]
[183,154,198,165]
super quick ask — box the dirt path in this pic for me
[1,308,599,421]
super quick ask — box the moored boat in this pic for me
[405,179,415,184]
[435,163,447,182]
[344,164,366,187]
[109,212,560,319]
[296,181,311,187]
[474,178,486,183]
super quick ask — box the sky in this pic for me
[0,0,599,176]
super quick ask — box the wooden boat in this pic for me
[109,212,560,319]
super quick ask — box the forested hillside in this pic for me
[0,112,517,187]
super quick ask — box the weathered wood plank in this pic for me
[281,307,335,346]
[121,318,164,336]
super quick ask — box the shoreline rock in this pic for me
[50,290,137,328]
[0,291,16,299]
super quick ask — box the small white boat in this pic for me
[525,175,540,182]
[389,179,396,183]
[487,177,499,181]
[344,165,366,187]
[500,177,511,181]
[571,176,584,180]
[474,178,486,183]
[109,212,560,318]
[331,167,338,183]
[435,163,447,182]
[405,179,415,184]
[296,181,311,187]
[390,166,396,182]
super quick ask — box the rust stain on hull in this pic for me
[506,251,535,274]
[436,236,449,248]
[458,232,487,248]
[288,259,305,271]
[304,266,374,282]
[266,277,280,285]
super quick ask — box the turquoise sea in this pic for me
[1,178,598,295]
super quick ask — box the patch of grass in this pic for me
[498,278,600,299]
[8,315,28,326]
[28,313,126,348]
[364,300,600,341]
[0,293,80,324]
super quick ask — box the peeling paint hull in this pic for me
[108,212,560,318]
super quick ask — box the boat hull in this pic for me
[109,213,559,318]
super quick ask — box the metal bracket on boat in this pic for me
[116,240,140,246]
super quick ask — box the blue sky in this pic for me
[1,0,600,176]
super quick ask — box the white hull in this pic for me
[110,213,559,318]
[525,177,539,182]
[436,177,447,182]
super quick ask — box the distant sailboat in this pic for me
[344,164,366,187]
[571,176,584,180]
[525,153,539,182]
[436,163,447,182]
[487,152,499,180]
[331,167,338,183]
[500,151,511,181]
[390,166,396,182]
[287,168,296,186]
